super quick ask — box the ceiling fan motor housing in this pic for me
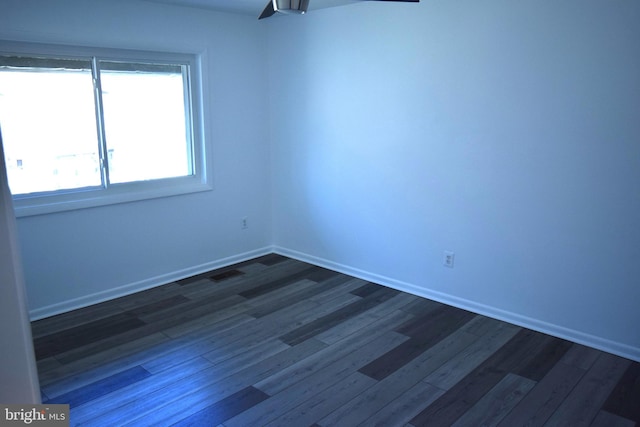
[273,0,310,14]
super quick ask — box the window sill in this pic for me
[13,177,212,217]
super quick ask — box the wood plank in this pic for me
[253,310,414,395]
[36,357,62,376]
[236,261,270,275]
[133,314,254,374]
[424,320,520,390]
[47,365,151,408]
[158,291,334,365]
[451,373,536,426]
[209,269,245,282]
[201,339,291,378]
[226,331,410,427]
[590,410,636,427]
[140,338,219,374]
[31,301,127,339]
[238,265,328,299]
[560,342,602,370]
[178,259,310,300]
[125,294,191,317]
[199,292,362,367]
[461,315,506,337]
[144,341,325,426]
[244,278,319,316]
[256,253,289,266]
[350,282,385,297]
[174,257,282,286]
[34,312,146,360]
[399,297,446,317]
[319,329,478,426]
[307,277,369,304]
[38,332,170,388]
[158,306,255,339]
[48,310,246,395]
[497,358,585,427]
[306,267,347,283]
[136,293,246,324]
[409,328,550,427]
[516,336,573,381]
[360,381,445,427]
[70,357,215,425]
[50,295,248,366]
[279,285,401,346]
[51,320,182,366]
[188,299,319,363]
[601,361,640,423]
[171,386,269,426]
[394,304,454,337]
[359,307,476,381]
[89,338,327,426]
[544,352,631,426]
[315,292,418,345]
[263,372,377,427]
[246,275,355,318]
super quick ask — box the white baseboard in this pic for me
[29,246,274,321]
[274,246,640,363]
[30,244,639,362]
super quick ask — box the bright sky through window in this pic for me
[0,57,193,197]
[0,65,101,194]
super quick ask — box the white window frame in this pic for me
[0,41,211,217]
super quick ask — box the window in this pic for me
[0,43,208,216]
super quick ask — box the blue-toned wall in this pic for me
[268,0,640,360]
[0,134,40,402]
[0,0,273,318]
[2,0,639,361]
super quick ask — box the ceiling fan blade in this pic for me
[259,0,418,19]
[259,0,310,19]
[259,0,277,19]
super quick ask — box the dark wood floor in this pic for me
[32,254,639,426]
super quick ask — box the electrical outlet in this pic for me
[241,217,248,229]
[443,251,455,268]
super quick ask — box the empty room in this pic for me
[1,0,639,425]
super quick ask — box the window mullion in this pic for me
[182,65,195,176]
[91,57,110,188]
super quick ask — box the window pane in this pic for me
[0,57,101,195]
[99,61,192,184]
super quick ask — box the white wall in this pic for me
[0,0,273,318]
[2,0,639,362]
[0,135,40,403]
[269,0,640,360]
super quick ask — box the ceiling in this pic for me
[143,0,362,17]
